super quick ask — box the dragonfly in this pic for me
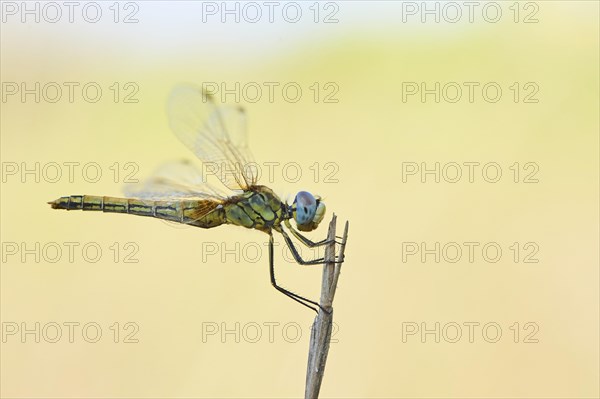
[49,85,341,313]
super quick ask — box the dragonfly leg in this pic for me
[279,228,344,266]
[268,233,328,314]
[284,220,342,247]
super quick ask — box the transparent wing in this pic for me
[123,160,228,225]
[167,84,258,191]
[123,159,229,200]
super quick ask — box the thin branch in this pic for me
[304,214,349,399]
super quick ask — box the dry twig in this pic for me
[304,214,349,399]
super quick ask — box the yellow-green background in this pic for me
[1,1,598,398]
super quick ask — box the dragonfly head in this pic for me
[292,191,326,232]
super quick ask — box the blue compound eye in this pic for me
[294,191,317,225]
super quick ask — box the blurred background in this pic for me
[1,1,598,398]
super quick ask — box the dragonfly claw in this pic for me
[318,305,333,315]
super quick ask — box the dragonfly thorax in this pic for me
[223,186,287,233]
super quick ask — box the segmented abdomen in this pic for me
[48,195,225,228]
